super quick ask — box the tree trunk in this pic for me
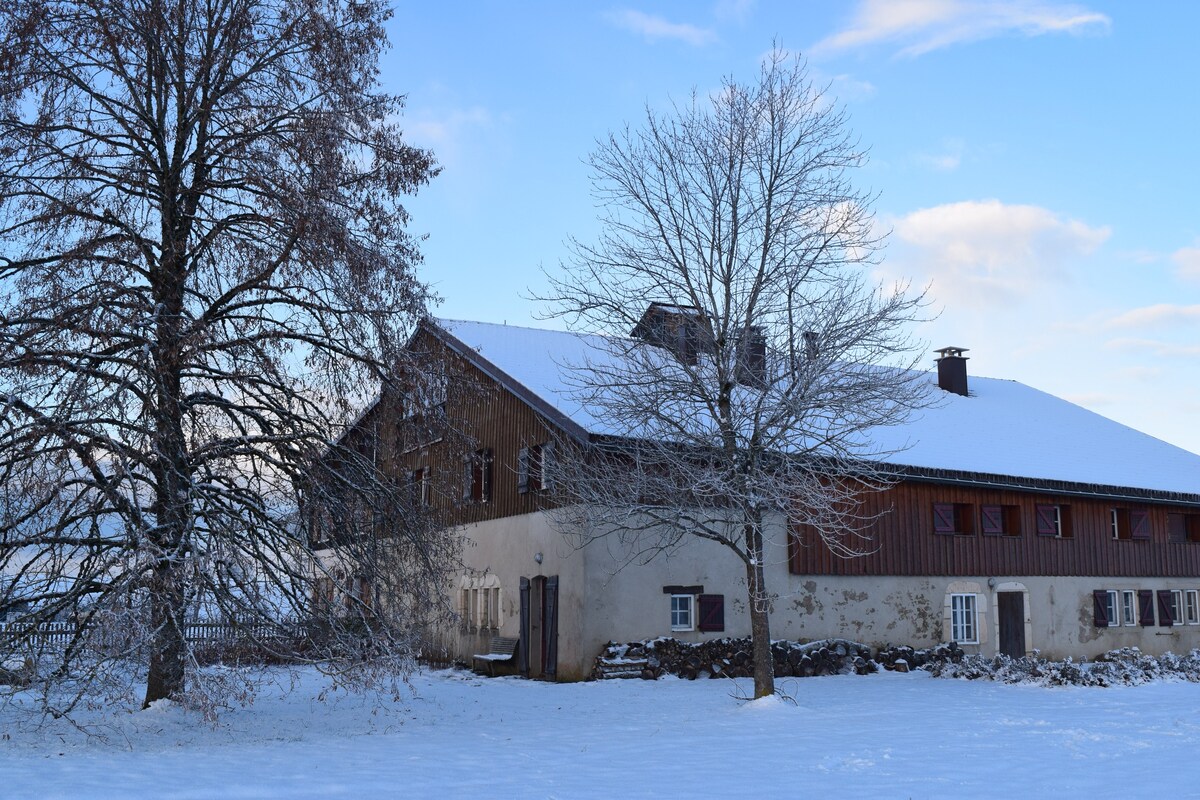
[744,515,775,698]
[144,557,187,706]
[144,252,191,707]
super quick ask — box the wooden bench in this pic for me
[472,636,519,676]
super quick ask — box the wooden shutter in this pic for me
[543,576,559,678]
[518,577,530,676]
[1168,513,1186,543]
[1035,505,1058,536]
[933,503,956,534]
[462,457,472,502]
[1092,590,1110,627]
[698,594,725,632]
[517,447,530,494]
[981,506,1003,536]
[1157,590,1174,627]
[1138,589,1155,626]
[1131,511,1151,540]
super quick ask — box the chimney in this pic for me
[802,331,819,361]
[935,347,969,397]
[735,326,767,386]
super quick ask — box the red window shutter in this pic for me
[698,594,725,632]
[1092,590,1110,627]
[1131,511,1151,540]
[1138,590,1155,626]
[1157,590,1174,627]
[981,506,1003,535]
[933,503,956,534]
[1035,505,1057,536]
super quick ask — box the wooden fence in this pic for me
[0,620,294,651]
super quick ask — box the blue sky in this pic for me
[383,1,1200,456]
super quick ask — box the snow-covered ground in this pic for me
[3,667,1199,798]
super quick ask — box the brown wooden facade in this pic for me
[790,479,1200,578]
[379,327,561,528]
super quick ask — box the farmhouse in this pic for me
[323,312,1200,681]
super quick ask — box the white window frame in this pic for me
[1122,590,1136,626]
[1185,590,1200,625]
[950,593,978,644]
[1105,590,1119,627]
[670,594,694,631]
[1171,590,1184,626]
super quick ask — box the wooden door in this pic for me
[998,591,1025,658]
[519,575,559,679]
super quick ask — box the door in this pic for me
[997,591,1026,658]
[519,575,559,679]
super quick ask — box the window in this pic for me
[1186,590,1199,625]
[518,442,554,493]
[980,504,1020,536]
[409,468,428,506]
[933,503,974,535]
[463,448,493,503]
[1122,590,1136,626]
[1035,504,1072,538]
[1112,509,1151,541]
[1093,590,1119,628]
[950,593,978,644]
[1167,513,1200,543]
[670,594,694,631]
[1171,590,1184,626]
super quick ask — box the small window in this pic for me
[670,594,694,631]
[1106,590,1119,627]
[981,504,1020,536]
[1115,509,1151,540]
[1167,513,1200,543]
[410,468,428,507]
[950,593,978,644]
[1186,590,1199,625]
[1036,504,1072,538]
[464,449,493,503]
[1171,590,1184,626]
[518,442,553,493]
[1122,590,1136,626]
[933,503,974,535]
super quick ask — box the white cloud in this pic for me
[1171,245,1200,282]
[404,106,497,170]
[713,0,755,24]
[812,0,1110,58]
[916,138,965,171]
[1106,305,1200,329]
[886,199,1110,306]
[1106,337,1200,359]
[606,9,717,46]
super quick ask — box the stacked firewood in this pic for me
[592,637,878,680]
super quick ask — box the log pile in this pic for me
[875,641,964,672]
[592,637,878,681]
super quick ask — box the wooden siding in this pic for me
[790,480,1200,578]
[380,329,558,526]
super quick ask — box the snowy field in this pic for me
[4,667,1200,799]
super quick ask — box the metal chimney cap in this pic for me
[934,346,969,359]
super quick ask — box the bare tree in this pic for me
[0,0,445,711]
[542,51,929,698]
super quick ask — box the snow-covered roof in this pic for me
[431,318,1200,499]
